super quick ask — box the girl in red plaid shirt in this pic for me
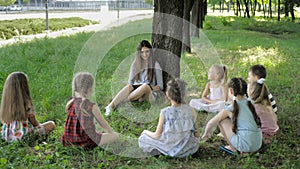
[61,72,119,148]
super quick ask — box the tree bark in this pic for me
[278,0,281,21]
[199,0,205,28]
[182,0,195,53]
[244,0,251,18]
[236,0,242,16]
[269,0,273,18]
[289,0,296,21]
[191,0,200,37]
[152,0,184,87]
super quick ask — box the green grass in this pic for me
[0,16,299,168]
[0,17,98,40]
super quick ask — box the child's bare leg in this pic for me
[219,119,236,151]
[99,132,120,146]
[108,84,134,108]
[35,121,55,134]
[202,111,224,140]
[128,84,151,101]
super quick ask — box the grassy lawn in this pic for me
[0,17,98,40]
[0,16,299,168]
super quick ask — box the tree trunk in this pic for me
[191,0,200,37]
[182,0,195,53]
[278,0,281,21]
[269,0,273,18]
[152,0,184,86]
[289,0,296,21]
[236,0,241,16]
[199,0,205,28]
[285,0,289,16]
[263,0,266,17]
[253,0,257,16]
[244,0,251,18]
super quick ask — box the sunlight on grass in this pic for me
[0,16,299,168]
[239,46,284,67]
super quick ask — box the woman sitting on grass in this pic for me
[202,78,262,154]
[0,72,56,142]
[138,78,199,158]
[105,40,164,116]
[61,72,119,149]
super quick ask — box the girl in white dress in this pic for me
[190,64,228,113]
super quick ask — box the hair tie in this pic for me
[257,78,265,84]
[233,96,236,101]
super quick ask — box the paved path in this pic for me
[0,10,154,47]
[0,9,250,47]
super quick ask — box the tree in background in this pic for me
[285,0,296,21]
[182,0,195,53]
[152,0,184,87]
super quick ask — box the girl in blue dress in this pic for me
[138,78,199,158]
[202,77,262,153]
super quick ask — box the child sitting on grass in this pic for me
[61,72,119,149]
[248,65,279,144]
[138,78,199,158]
[0,72,55,142]
[248,64,278,113]
[202,78,262,154]
[189,64,228,113]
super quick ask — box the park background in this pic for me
[0,0,300,168]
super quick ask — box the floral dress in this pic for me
[1,113,44,142]
[138,105,199,158]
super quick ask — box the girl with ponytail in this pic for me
[202,78,262,153]
[248,65,279,144]
[61,72,119,149]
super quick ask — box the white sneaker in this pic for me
[217,132,224,138]
[105,106,112,116]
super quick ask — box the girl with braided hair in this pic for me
[138,78,199,158]
[61,72,119,149]
[202,78,262,154]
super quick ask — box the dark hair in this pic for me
[249,64,270,105]
[166,78,187,104]
[133,40,156,83]
[136,40,152,51]
[228,78,261,133]
[249,64,266,79]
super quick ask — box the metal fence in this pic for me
[26,0,153,10]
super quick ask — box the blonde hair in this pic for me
[66,72,94,116]
[211,64,227,86]
[0,72,33,123]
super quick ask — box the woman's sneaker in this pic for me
[105,106,112,116]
